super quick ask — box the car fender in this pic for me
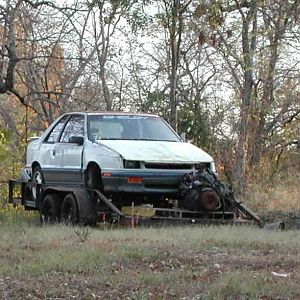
[26,138,41,168]
[82,141,123,171]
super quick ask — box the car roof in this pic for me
[65,111,159,117]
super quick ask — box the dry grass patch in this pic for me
[245,168,300,212]
[0,224,300,299]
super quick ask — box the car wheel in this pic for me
[86,165,103,191]
[32,166,45,201]
[40,194,60,224]
[60,193,79,225]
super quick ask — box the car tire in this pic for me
[60,193,79,225]
[32,165,45,201]
[86,164,103,191]
[40,194,60,224]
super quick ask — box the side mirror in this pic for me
[69,136,84,145]
[180,132,186,142]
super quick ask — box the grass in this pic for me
[0,166,299,298]
[0,224,300,299]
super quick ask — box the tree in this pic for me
[199,0,300,193]
[0,0,23,97]
[156,0,191,130]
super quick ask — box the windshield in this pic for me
[87,115,180,142]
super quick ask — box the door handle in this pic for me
[50,150,56,156]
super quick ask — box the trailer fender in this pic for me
[70,188,97,226]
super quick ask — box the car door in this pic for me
[40,115,70,183]
[56,114,85,184]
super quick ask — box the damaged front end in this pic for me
[178,168,261,226]
[120,168,262,227]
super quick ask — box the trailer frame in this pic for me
[8,179,262,227]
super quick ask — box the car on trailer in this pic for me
[10,111,260,226]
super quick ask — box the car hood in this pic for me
[96,140,213,163]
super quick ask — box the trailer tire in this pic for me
[61,193,79,225]
[32,166,44,201]
[40,194,60,224]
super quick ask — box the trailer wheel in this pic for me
[40,194,60,224]
[32,166,44,201]
[61,193,79,225]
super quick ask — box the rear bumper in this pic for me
[101,169,189,195]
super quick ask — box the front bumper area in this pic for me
[101,169,189,195]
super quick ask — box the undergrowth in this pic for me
[0,203,39,224]
[245,169,300,212]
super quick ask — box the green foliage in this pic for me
[207,1,224,29]
[178,104,215,152]
[126,1,153,32]
[0,127,19,179]
[88,0,151,28]
[194,1,224,28]
[155,12,169,28]
[0,204,39,224]
[0,127,11,160]
[0,127,24,206]
[139,90,170,121]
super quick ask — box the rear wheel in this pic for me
[40,194,60,224]
[61,193,79,225]
[32,166,44,201]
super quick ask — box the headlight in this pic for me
[123,160,140,169]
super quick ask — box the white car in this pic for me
[26,112,215,204]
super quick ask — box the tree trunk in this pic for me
[233,1,257,196]
[100,63,111,111]
[169,44,178,130]
[165,0,184,131]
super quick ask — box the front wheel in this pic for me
[86,165,103,191]
[60,193,79,225]
[40,194,60,224]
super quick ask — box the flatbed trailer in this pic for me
[8,179,262,227]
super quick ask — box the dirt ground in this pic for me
[0,224,300,299]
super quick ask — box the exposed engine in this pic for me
[179,168,235,212]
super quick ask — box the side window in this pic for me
[45,115,69,143]
[60,115,84,143]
